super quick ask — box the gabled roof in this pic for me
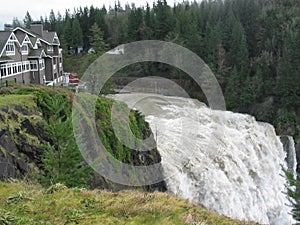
[15,32,26,44]
[27,49,47,59]
[29,36,41,48]
[42,31,57,45]
[13,27,36,38]
[13,27,54,46]
[0,32,19,57]
[0,31,12,54]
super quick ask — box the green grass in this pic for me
[0,94,36,109]
[0,182,260,225]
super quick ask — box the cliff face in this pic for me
[0,95,45,180]
[0,85,166,191]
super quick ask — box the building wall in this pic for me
[44,58,53,81]
[0,71,31,84]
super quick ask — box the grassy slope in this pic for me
[0,94,36,109]
[0,182,259,225]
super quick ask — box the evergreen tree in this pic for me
[71,18,83,53]
[12,17,23,28]
[225,67,241,110]
[24,11,32,29]
[43,16,51,30]
[41,95,92,187]
[49,9,56,31]
[63,17,73,51]
[127,7,143,41]
[285,171,300,223]
[89,22,109,54]
[153,0,174,39]
[142,3,154,39]
[277,22,300,110]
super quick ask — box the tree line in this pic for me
[13,0,300,135]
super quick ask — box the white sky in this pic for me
[0,0,176,29]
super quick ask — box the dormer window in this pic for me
[24,36,30,43]
[47,45,53,52]
[9,35,16,41]
[53,37,59,44]
[5,41,15,55]
[21,44,28,55]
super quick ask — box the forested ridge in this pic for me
[15,0,300,141]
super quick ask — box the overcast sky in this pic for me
[0,0,175,30]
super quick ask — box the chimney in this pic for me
[30,21,43,36]
[4,24,13,31]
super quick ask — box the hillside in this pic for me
[0,84,165,191]
[0,181,260,225]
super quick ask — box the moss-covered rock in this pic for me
[0,85,166,191]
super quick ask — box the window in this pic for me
[7,65,12,75]
[17,63,22,73]
[12,63,17,74]
[30,61,38,71]
[5,41,15,55]
[21,44,28,55]
[47,45,53,52]
[0,61,31,77]
[1,65,7,77]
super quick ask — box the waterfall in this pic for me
[280,136,297,179]
[113,93,294,225]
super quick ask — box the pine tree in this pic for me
[63,17,73,50]
[49,9,56,31]
[24,11,32,29]
[71,18,83,53]
[225,67,241,110]
[12,17,23,28]
[89,22,109,54]
[277,23,300,110]
[127,7,143,41]
[41,95,92,188]
[153,0,174,40]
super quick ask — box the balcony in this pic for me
[46,75,64,86]
[53,64,57,70]
[59,63,62,68]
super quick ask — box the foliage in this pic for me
[89,22,109,54]
[38,93,92,188]
[285,171,300,224]
[71,18,83,52]
[95,97,150,163]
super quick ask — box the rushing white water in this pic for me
[280,135,297,179]
[113,93,294,225]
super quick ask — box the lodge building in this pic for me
[0,22,63,85]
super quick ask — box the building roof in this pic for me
[13,27,54,46]
[27,49,47,58]
[42,31,56,44]
[13,27,36,38]
[29,36,38,46]
[15,32,26,44]
[0,31,12,56]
